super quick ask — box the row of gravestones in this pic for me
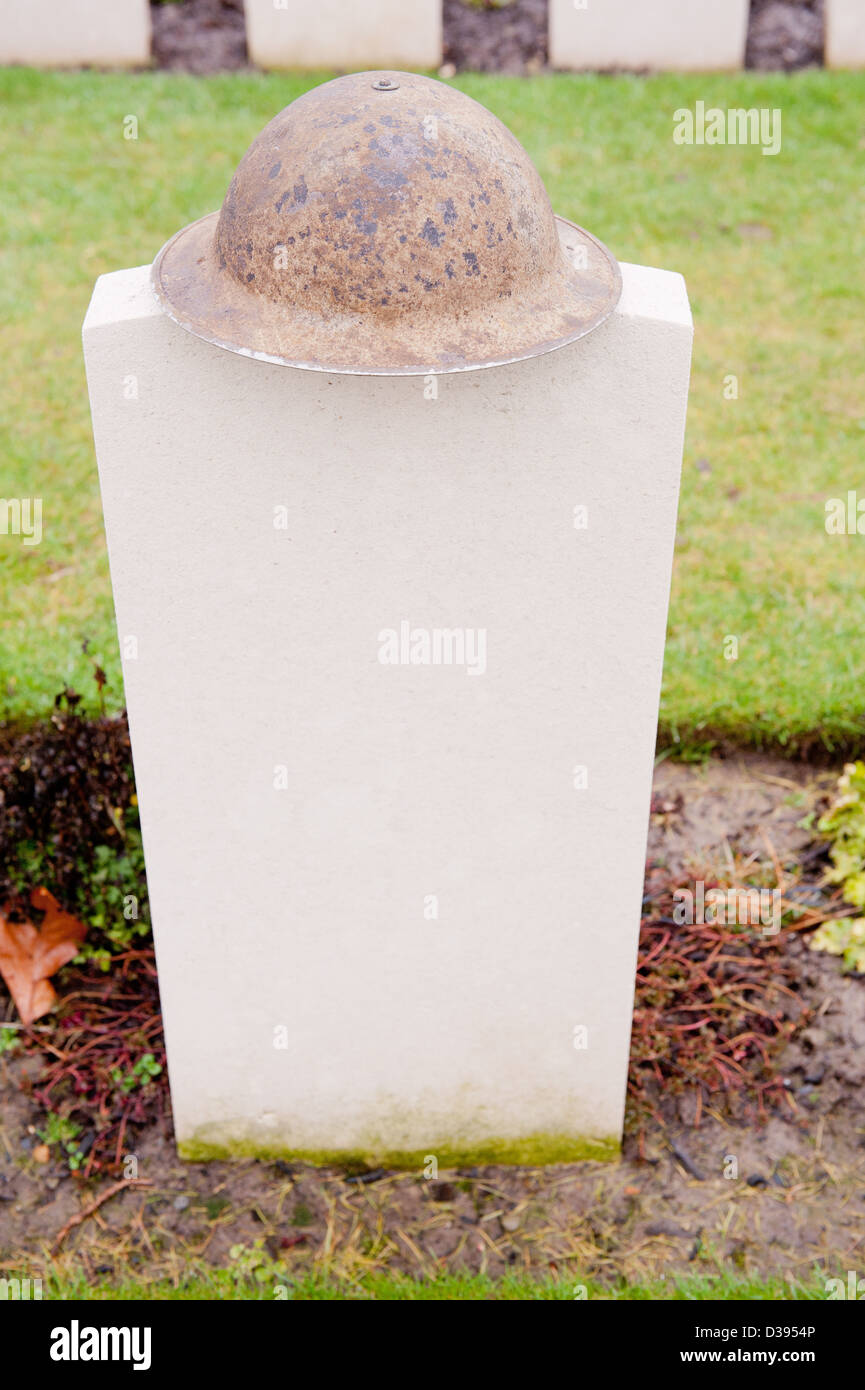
[1,0,863,72]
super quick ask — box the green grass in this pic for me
[1,69,864,752]
[13,1269,830,1301]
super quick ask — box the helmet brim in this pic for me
[151,212,622,377]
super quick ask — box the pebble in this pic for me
[803,1064,826,1085]
[173,1195,190,1211]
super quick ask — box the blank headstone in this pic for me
[0,0,150,68]
[244,0,442,71]
[826,0,865,68]
[549,0,750,72]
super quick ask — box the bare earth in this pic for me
[1,753,862,1292]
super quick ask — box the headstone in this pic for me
[0,0,150,68]
[549,0,750,72]
[826,0,865,67]
[83,74,692,1166]
[244,0,442,71]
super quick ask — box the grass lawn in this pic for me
[19,1268,829,1301]
[1,68,864,752]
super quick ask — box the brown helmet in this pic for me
[152,71,621,376]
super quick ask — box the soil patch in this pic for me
[747,0,825,71]
[649,753,833,876]
[2,750,862,1291]
[150,0,248,74]
[443,0,547,75]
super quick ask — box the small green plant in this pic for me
[819,762,865,908]
[110,1052,163,1094]
[228,1240,285,1286]
[203,1195,231,1221]
[810,917,865,974]
[813,763,865,973]
[37,1114,85,1171]
[0,1026,20,1056]
[8,831,150,971]
[74,838,151,965]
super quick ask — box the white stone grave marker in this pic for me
[826,0,865,67]
[549,0,750,72]
[244,0,442,71]
[83,73,691,1165]
[0,0,150,68]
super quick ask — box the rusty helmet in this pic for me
[151,71,621,376]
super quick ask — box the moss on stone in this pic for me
[177,1131,621,1168]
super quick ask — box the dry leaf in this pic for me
[0,888,87,1025]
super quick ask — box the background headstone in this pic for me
[826,0,865,67]
[244,0,442,71]
[549,0,750,72]
[0,0,150,68]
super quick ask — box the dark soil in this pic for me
[150,0,247,74]
[443,0,547,76]
[147,0,827,76]
[2,746,863,1289]
[747,0,825,71]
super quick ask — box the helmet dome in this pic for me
[152,71,621,375]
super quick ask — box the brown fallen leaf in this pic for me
[0,888,87,1025]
